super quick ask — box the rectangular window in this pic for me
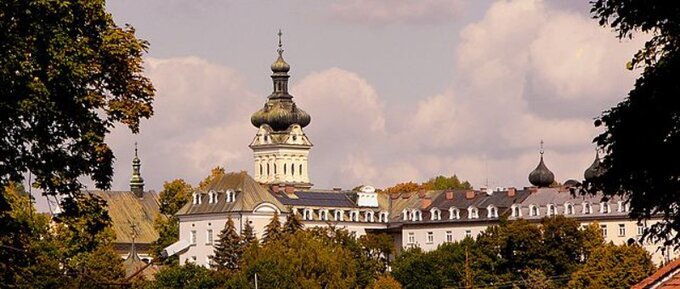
[426,232,434,244]
[446,231,453,243]
[408,233,415,244]
[601,225,607,238]
[637,224,645,236]
[618,224,625,237]
[465,230,472,238]
[190,230,197,245]
[206,229,213,245]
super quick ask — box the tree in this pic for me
[210,217,243,273]
[422,175,472,190]
[370,274,403,289]
[282,211,304,235]
[198,166,226,191]
[587,1,680,244]
[359,233,395,273]
[146,263,221,289]
[391,247,443,289]
[384,182,420,195]
[150,179,193,264]
[241,220,257,245]
[567,243,655,289]
[262,212,282,244]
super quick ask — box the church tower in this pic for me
[250,31,313,189]
[130,142,145,197]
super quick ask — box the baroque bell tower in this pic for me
[250,31,313,189]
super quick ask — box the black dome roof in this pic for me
[584,151,603,181]
[529,155,555,187]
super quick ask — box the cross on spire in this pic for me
[277,29,283,56]
[540,140,544,156]
[134,141,138,157]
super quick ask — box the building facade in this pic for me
[177,37,677,267]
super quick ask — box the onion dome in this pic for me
[251,30,311,132]
[584,151,603,181]
[528,141,555,187]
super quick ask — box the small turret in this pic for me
[130,142,145,197]
[584,150,603,181]
[528,141,555,188]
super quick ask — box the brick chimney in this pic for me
[284,184,295,194]
[333,187,342,192]
[418,189,426,198]
[271,184,280,193]
[420,198,432,209]
[445,190,454,200]
[507,187,516,197]
[465,190,475,200]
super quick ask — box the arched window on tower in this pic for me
[267,163,270,176]
[259,164,263,176]
[299,164,303,176]
[291,163,295,176]
[284,164,287,175]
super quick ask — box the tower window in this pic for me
[291,163,295,176]
[284,164,287,175]
[259,164,263,176]
[267,163,270,175]
[299,164,303,175]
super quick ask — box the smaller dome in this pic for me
[564,179,581,187]
[584,151,603,181]
[529,155,555,187]
[271,54,290,73]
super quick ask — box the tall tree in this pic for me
[262,212,282,244]
[150,179,193,264]
[282,212,304,235]
[422,175,473,190]
[210,217,243,273]
[241,220,257,245]
[198,166,226,191]
[567,243,655,289]
[587,1,680,244]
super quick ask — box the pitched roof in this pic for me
[633,258,680,289]
[87,190,160,245]
[176,171,285,215]
[276,191,356,207]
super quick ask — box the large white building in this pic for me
[177,38,677,267]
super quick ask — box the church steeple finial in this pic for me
[130,142,145,197]
[277,29,283,56]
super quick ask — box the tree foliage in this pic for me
[198,166,226,191]
[384,174,473,194]
[282,211,304,235]
[150,179,193,264]
[567,243,655,289]
[211,217,243,273]
[587,0,680,244]
[262,211,282,244]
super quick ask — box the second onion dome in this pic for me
[584,151,604,181]
[528,142,555,187]
[251,30,310,132]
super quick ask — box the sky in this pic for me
[87,0,646,194]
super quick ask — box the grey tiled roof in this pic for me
[276,191,357,208]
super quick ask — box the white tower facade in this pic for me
[249,31,313,189]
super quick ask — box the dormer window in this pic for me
[335,209,344,221]
[583,202,592,214]
[511,205,522,218]
[565,203,574,215]
[601,202,610,214]
[449,207,460,220]
[411,210,422,221]
[208,191,217,204]
[303,208,313,220]
[192,192,201,205]
[226,189,235,203]
[529,205,539,217]
[547,204,556,216]
[350,210,360,222]
[430,208,441,221]
[617,201,624,212]
[468,206,479,219]
[402,209,410,221]
[365,211,375,222]
[379,211,389,223]
[319,209,329,221]
[487,205,498,218]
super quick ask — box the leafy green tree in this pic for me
[524,269,555,289]
[145,263,221,289]
[370,274,403,289]
[210,217,243,272]
[262,212,282,244]
[392,247,443,289]
[384,182,420,195]
[540,216,586,282]
[150,179,193,264]
[282,211,304,235]
[567,243,655,289]
[587,0,680,244]
[359,233,395,273]
[198,166,226,191]
[422,175,472,190]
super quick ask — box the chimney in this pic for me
[418,189,426,198]
[445,190,454,200]
[390,193,400,199]
[285,184,295,194]
[271,184,280,193]
[333,187,342,192]
[507,187,516,197]
[465,190,475,200]
[401,193,411,199]
[420,198,432,209]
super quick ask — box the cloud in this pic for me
[329,0,463,25]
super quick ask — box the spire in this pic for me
[130,142,145,197]
[529,140,555,187]
[251,30,311,131]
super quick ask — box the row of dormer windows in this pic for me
[192,190,236,205]
[402,205,500,222]
[292,208,389,223]
[511,201,629,218]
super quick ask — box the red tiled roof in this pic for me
[633,258,680,289]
